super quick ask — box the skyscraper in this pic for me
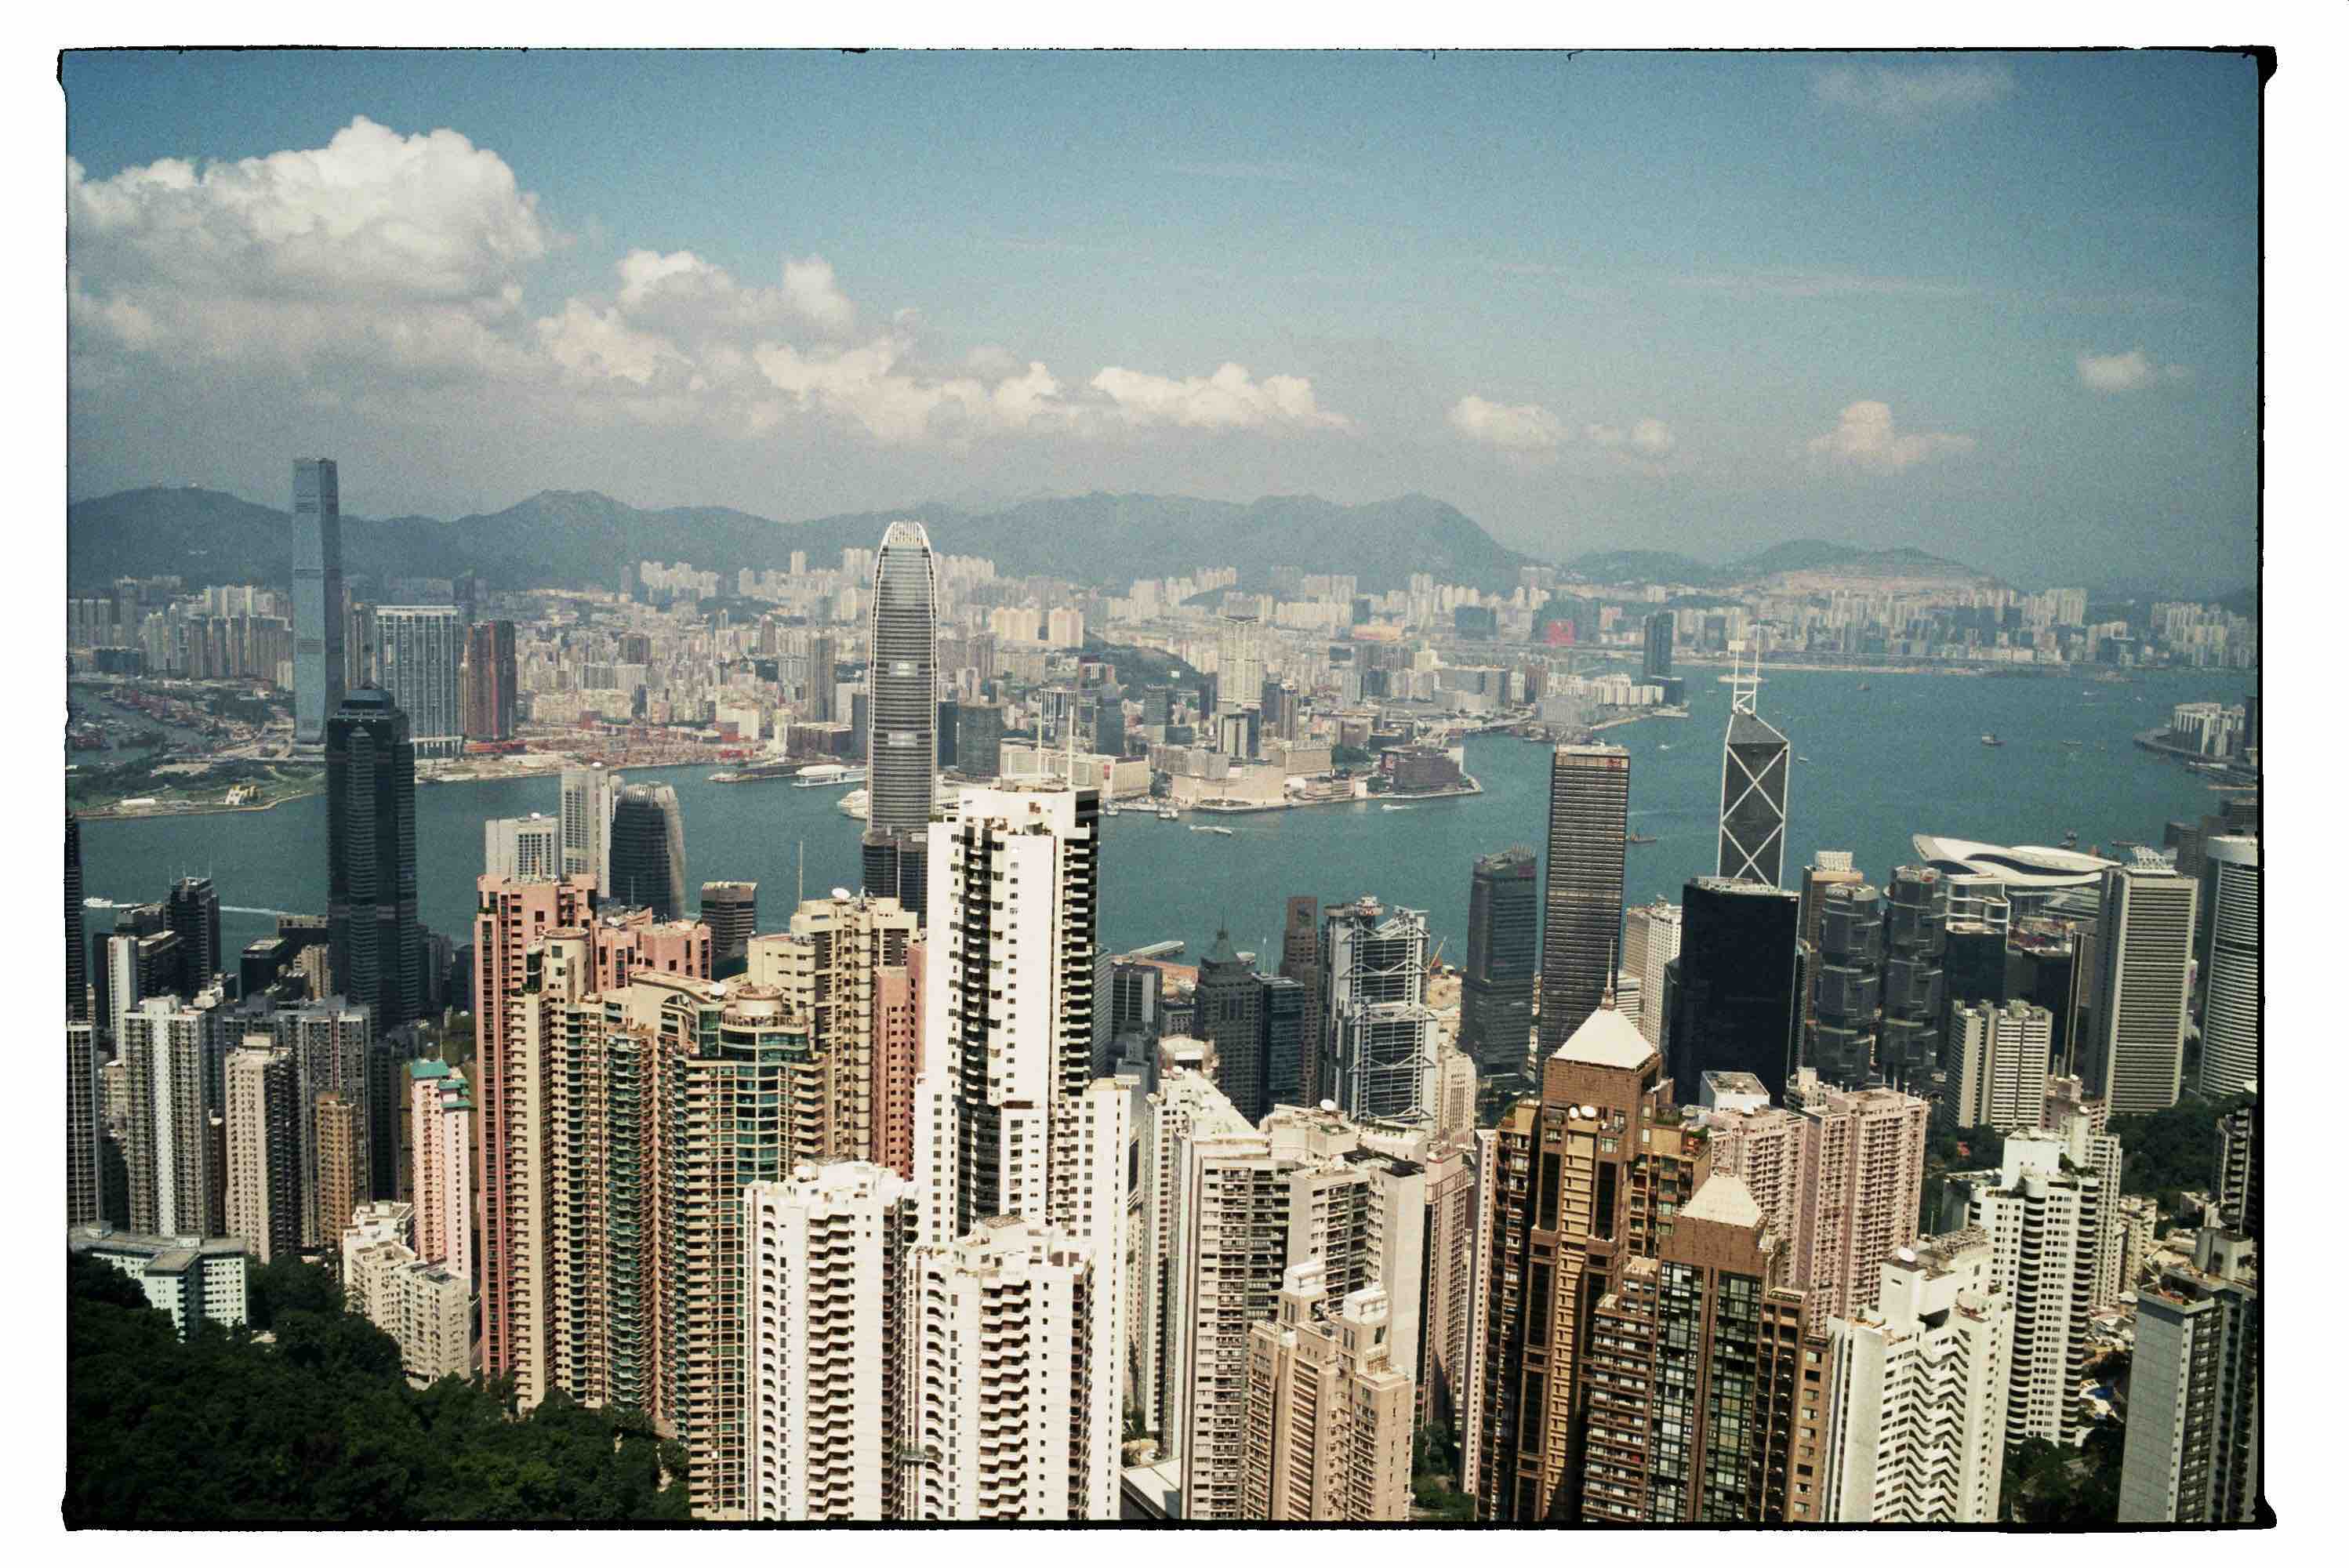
[163,875,222,997]
[1705,1078,1929,1322]
[375,604,467,758]
[744,890,920,1168]
[1193,928,1269,1120]
[326,687,421,1033]
[292,458,345,746]
[1951,999,2054,1132]
[1965,1132,2107,1446]
[2213,1094,2258,1236]
[1574,1174,1832,1523]
[1536,744,1629,1058]
[698,880,758,976]
[1627,898,1683,1048]
[1471,1007,1708,1522]
[267,996,373,1247]
[225,1041,302,1265]
[1461,847,1539,1075]
[1319,898,1442,1125]
[608,782,687,920]
[864,521,939,917]
[120,994,222,1237]
[1807,881,1882,1085]
[1240,1261,1414,1522]
[1641,610,1674,681]
[1665,877,1803,1107]
[2196,836,2260,1098]
[2119,1227,2260,1523]
[67,1022,101,1225]
[460,619,518,741]
[743,1162,920,1521]
[1878,866,1947,1090]
[67,809,87,1022]
[1278,894,1323,1102]
[559,764,619,892]
[906,1215,1122,1520]
[2085,858,2197,1113]
[1716,655,1790,887]
[471,873,597,1385]
[408,1058,474,1285]
[913,779,1127,1519]
[1166,1105,1427,1519]
[483,813,562,880]
[1821,1229,2014,1523]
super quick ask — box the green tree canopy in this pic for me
[65,1254,691,1525]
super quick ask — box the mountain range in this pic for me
[67,487,1541,597]
[68,483,2060,602]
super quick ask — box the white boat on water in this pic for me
[1381,804,1414,812]
[1103,801,1120,816]
[837,789,869,821]
[1189,824,1236,837]
[1157,805,1181,821]
[795,763,867,788]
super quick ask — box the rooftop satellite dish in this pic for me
[1580,1105,1599,1119]
[833,887,852,901]
[1896,1247,1918,1265]
[1320,1099,1338,1114]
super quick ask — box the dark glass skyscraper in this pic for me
[1461,846,1539,1074]
[461,619,518,741]
[609,782,688,920]
[864,521,938,918]
[1280,893,1323,1102]
[325,687,419,1032]
[67,808,87,1022]
[1878,866,1947,1090]
[1641,612,1674,681]
[1665,876,1803,1105]
[1195,928,1268,1120]
[292,459,345,746]
[166,875,221,997]
[1538,744,1630,1057]
[1806,881,1882,1087]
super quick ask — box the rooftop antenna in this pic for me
[1601,931,1619,1011]
[1730,641,1759,717]
[797,840,804,908]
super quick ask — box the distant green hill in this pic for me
[69,486,1535,596]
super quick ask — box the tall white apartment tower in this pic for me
[917,780,1107,1244]
[559,764,620,893]
[907,1216,1117,1520]
[2195,837,2260,1098]
[913,779,1124,1519]
[2085,858,2196,1113]
[1135,1068,1254,1438]
[743,1162,922,1522]
[1952,999,2054,1133]
[1967,1132,2105,1446]
[1821,1228,2014,1523]
[1628,899,1682,1048]
[1165,1105,1427,1520]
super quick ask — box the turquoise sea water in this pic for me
[79,666,2255,973]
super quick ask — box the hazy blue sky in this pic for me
[63,49,2259,586]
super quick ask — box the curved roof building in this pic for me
[1911,836,2115,891]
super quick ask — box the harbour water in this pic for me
[79,666,2256,974]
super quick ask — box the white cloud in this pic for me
[1806,401,1974,474]
[1450,395,1566,453]
[781,255,856,336]
[2076,347,2190,393]
[68,118,1352,451]
[1587,418,1677,457]
[1090,364,1351,432]
[1813,63,2014,122]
